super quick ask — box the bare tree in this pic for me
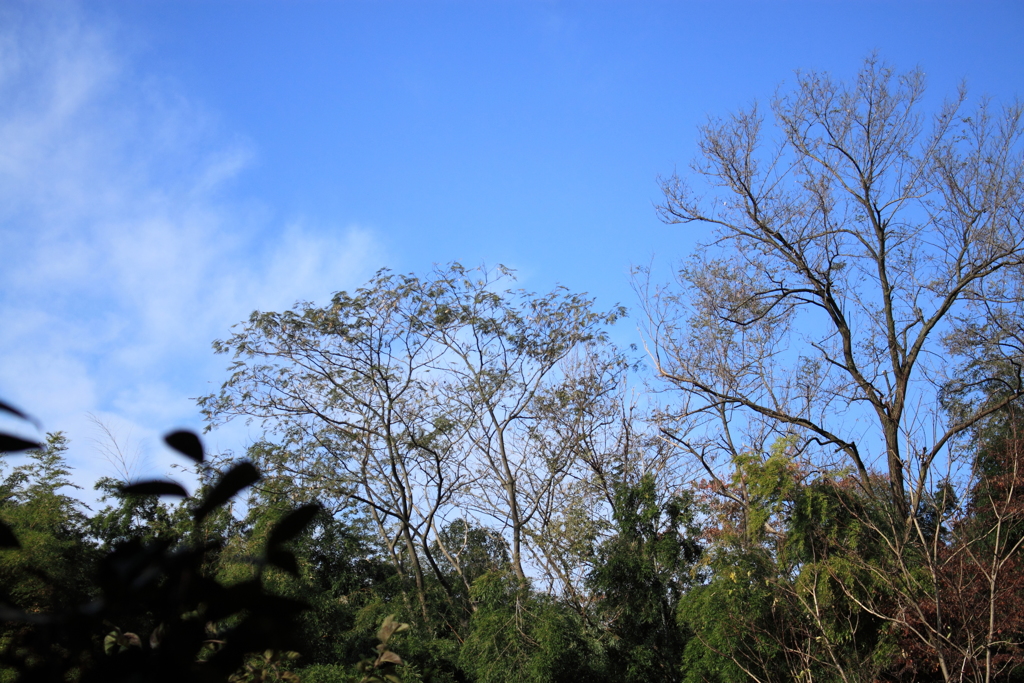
[643,57,1024,679]
[402,264,626,582]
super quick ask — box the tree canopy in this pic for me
[3,57,1024,683]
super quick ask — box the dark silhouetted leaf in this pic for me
[0,520,19,548]
[0,433,41,453]
[0,400,40,428]
[121,480,189,497]
[194,462,260,522]
[164,430,204,463]
[267,549,300,576]
[267,503,322,550]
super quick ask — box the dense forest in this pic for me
[3,59,1024,682]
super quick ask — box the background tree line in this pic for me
[3,57,1024,682]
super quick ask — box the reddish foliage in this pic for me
[896,436,1024,681]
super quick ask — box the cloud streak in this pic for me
[0,3,380,491]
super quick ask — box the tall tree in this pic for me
[587,474,700,683]
[201,263,625,622]
[643,57,1024,679]
[646,57,1024,518]
[0,433,94,614]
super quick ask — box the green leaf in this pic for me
[377,614,409,643]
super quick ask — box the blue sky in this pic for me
[1,0,1022,492]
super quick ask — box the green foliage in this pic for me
[347,597,461,683]
[295,663,361,683]
[677,549,784,683]
[680,450,896,683]
[789,477,898,675]
[459,571,602,683]
[217,471,397,669]
[729,439,799,546]
[433,520,509,589]
[11,232,1024,682]
[587,475,699,683]
[0,433,98,682]
[428,518,510,624]
[0,423,320,682]
[229,650,302,683]
[88,476,180,549]
[353,615,409,683]
[0,433,95,615]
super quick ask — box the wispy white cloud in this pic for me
[0,2,381,493]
